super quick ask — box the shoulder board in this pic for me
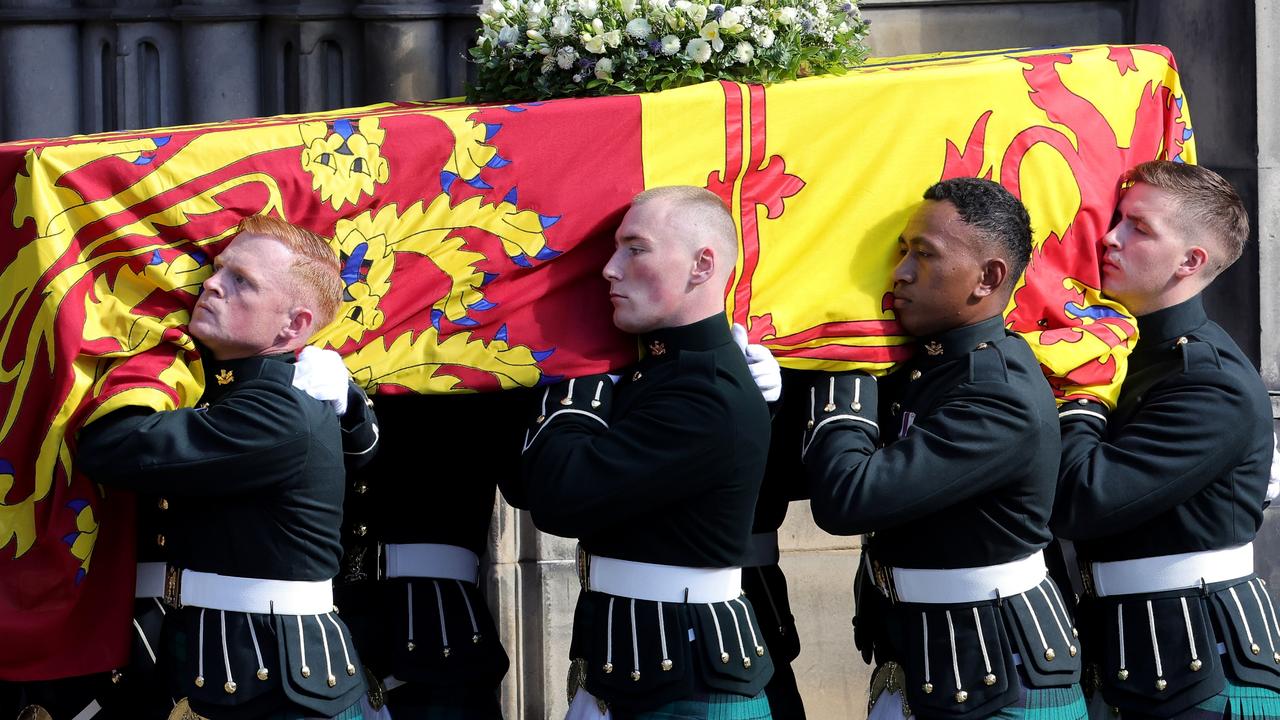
[676,347,720,380]
[1180,338,1222,372]
[967,342,1009,383]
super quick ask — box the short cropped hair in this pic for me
[1122,161,1249,273]
[922,177,1033,282]
[632,186,739,269]
[236,214,342,329]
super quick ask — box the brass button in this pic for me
[353,524,367,537]
[955,690,968,703]
[1175,336,1188,347]
[257,668,270,681]
[909,370,921,381]
[975,342,989,350]
[157,497,169,511]
[353,483,368,495]
[890,402,901,415]
[156,534,166,547]
[111,669,123,684]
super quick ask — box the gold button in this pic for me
[1189,659,1202,672]
[194,675,204,688]
[922,682,933,694]
[1116,668,1129,681]
[224,680,237,694]
[630,670,641,681]
[157,498,169,511]
[603,662,613,673]
[354,483,368,495]
[111,669,123,684]
[909,370,921,381]
[955,690,968,703]
[983,673,997,686]
[632,371,643,381]
[327,675,337,687]
[1155,678,1167,691]
[1175,336,1188,347]
[301,666,311,678]
[156,534,166,547]
[720,652,730,664]
[1044,647,1056,661]
[661,659,673,671]
[257,668,269,681]
[353,524,367,537]
[975,342,989,350]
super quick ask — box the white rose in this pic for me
[620,0,637,15]
[626,17,652,38]
[699,20,723,52]
[686,2,708,25]
[497,25,520,44]
[551,13,574,36]
[595,57,614,79]
[583,33,606,53]
[777,6,797,24]
[719,8,743,29]
[527,28,547,42]
[733,40,754,63]
[592,17,605,33]
[755,25,774,47]
[483,0,505,15]
[578,0,599,17]
[556,45,578,68]
[527,0,547,18]
[603,29,622,47]
[685,36,712,63]
[660,34,681,54]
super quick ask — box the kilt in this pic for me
[567,687,773,720]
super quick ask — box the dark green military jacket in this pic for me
[1053,295,1279,715]
[511,314,775,712]
[337,392,515,703]
[77,353,367,720]
[803,315,1077,720]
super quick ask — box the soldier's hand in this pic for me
[731,323,781,403]
[800,370,878,461]
[293,346,351,415]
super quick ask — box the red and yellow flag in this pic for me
[0,44,1190,678]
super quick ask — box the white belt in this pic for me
[1091,543,1254,597]
[891,551,1047,604]
[136,561,166,598]
[384,543,479,583]
[176,569,334,615]
[587,555,742,604]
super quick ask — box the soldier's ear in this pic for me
[688,245,715,286]
[282,306,316,343]
[1174,244,1210,279]
[973,257,1008,298]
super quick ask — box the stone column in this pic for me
[1256,0,1280,391]
[0,0,82,141]
[356,0,454,103]
[262,1,362,114]
[173,0,264,123]
[108,0,183,131]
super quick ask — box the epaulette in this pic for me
[1177,336,1222,373]
[968,341,1009,384]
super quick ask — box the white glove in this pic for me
[731,323,781,403]
[292,346,350,416]
[1267,431,1280,504]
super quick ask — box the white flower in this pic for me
[482,0,505,15]
[626,17,652,38]
[591,18,605,33]
[686,2,708,25]
[699,20,724,52]
[527,0,547,18]
[595,57,614,79]
[551,13,574,36]
[556,45,578,68]
[733,40,754,63]
[603,29,622,47]
[527,28,547,42]
[685,37,712,63]
[583,33,607,53]
[498,25,520,45]
[578,0,599,18]
[660,34,681,55]
[541,55,557,72]
[719,8,744,30]
[754,25,775,47]
[573,73,583,82]
[620,0,637,16]
[776,6,798,24]
[539,45,553,54]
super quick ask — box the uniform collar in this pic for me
[914,315,1006,365]
[1134,295,1207,351]
[200,349,296,401]
[638,314,733,361]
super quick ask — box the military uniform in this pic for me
[76,353,369,720]
[337,392,514,718]
[509,315,775,717]
[1053,295,1280,718]
[802,316,1085,720]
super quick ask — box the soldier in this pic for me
[508,185,777,718]
[335,390,516,718]
[1052,161,1280,718]
[801,178,1086,719]
[74,215,371,720]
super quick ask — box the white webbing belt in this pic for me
[384,543,479,583]
[135,561,166,598]
[178,569,334,615]
[891,551,1047,604]
[1092,542,1254,597]
[587,554,741,604]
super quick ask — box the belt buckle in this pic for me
[576,546,590,590]
[1078,558,1096,597]
[870,558,900,603]
[162,565,183,609]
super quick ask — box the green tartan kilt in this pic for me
[626,689,773,720]
[1105,679,1280,720]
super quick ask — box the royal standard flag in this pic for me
[0,44,1190,678]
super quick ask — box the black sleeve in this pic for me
[806,377,1040,536]
[341,382,379,472]
[1052,367,1254,539]
[76,381,311,495]
[517,373,736,538]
